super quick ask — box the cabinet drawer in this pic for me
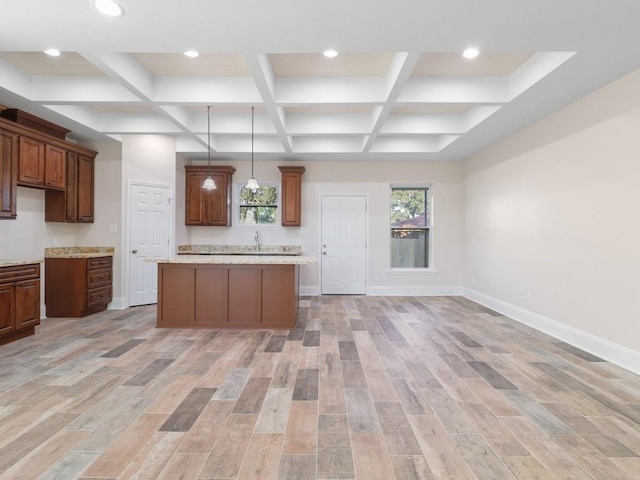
[0,264,40,284]
[87,268,112,288]
[87,285,112,307]
[87,256,112,271]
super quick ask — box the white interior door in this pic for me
[321,195,367,294]
[129,183,172,306]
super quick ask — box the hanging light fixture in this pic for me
[202,105,216,190]
[246,106,259,191]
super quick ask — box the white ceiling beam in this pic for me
[0,58,32,99]
[363,52,422,152]
[286,114,370,135]
[292,136,365,153]
[380,114,466,135]
[99,114,184,134]
[369,136,441,153]
[245,54,292,153]
[31,77,140,103]
[216,135,285,153]
[275,78,387,104]
[463,106,503,131]
[509,51,575,100]
[43,105,100,131]
[398,77,510,103]
[153,77,262,104]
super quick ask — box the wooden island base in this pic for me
[157,263,299,329]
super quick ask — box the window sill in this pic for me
[386,268,438,275]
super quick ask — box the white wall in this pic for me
[464,67,640,371]
[184,159,465,295]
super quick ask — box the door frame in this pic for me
[125,180,174,308]
[319,193,369,295]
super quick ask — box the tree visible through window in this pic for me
[239,185,278,224]
[390,187,429,268]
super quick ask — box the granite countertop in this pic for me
[154,254,316,265]
[178,244,302,256]
[45,247,115,258]
[0,259,43,267]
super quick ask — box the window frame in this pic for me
[389,184,433,271]
[234,182,281,227]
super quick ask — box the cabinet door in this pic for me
[15,279,39,328]
[18,136,45,186]
[44,144,66,190]
[0,283,15,335]
[185,170,206,225]
[279,166,305,226]
[203,172,229,226]
[65,151,79,221]
[77,154,94,222]
[0,128,18,219]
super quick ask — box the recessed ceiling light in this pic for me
[94,0,125,17]
[463,48,480,59]
[323,49,339,58]
[184,50,199,58]
[44,49,61,57]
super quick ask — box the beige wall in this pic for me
[183,159,465,294]
[464,67,640,366]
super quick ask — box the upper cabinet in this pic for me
[45,152,94,223]
[0,110,97,221]
[0,128,18,219]
[185,166,236,226]
[278,166,305,226]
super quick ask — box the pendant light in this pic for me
[246,106,259,191]
[202,105,216,190]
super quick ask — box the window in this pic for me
[390,186,430,268]
[238,184,279,224]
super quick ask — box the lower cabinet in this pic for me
[45,256,113,317]
[0,263,40,345]
[157,263,299,329]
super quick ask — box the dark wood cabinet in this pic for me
[18,139,66,190]
[158,263,299,329]
[45,256,113,317]
[278,166,305,226]
[185,166,236,226]
[0,128,18,219]
[0,113,97,220]
[0,263,40,345]
[45,151,94,223]
[17,136,45,186]
[44,144,66,190]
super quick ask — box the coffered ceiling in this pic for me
[1,0,639,162]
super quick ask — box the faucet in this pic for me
[254,230,261,251]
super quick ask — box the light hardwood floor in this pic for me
[0,296,639,479]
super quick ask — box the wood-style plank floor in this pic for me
[1,296,639,479]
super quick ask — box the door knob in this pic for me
[132,249,138,254]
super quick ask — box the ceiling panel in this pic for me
[269,53,394,77]
[412,52,534,77]
[0,52,106,76]
[130,53,251,77]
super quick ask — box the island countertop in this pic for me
[155,254,316,265]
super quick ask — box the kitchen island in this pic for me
[156,253,315,329]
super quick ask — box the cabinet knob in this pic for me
[322,251,327,255]
[131,249,138,254]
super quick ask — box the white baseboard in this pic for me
[107,297,128,310]
[463,288,640,376]
[367,285,463,296]
[300,286,321,296]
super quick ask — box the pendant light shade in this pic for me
[246,106,259,191]
[202,105,217,190]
